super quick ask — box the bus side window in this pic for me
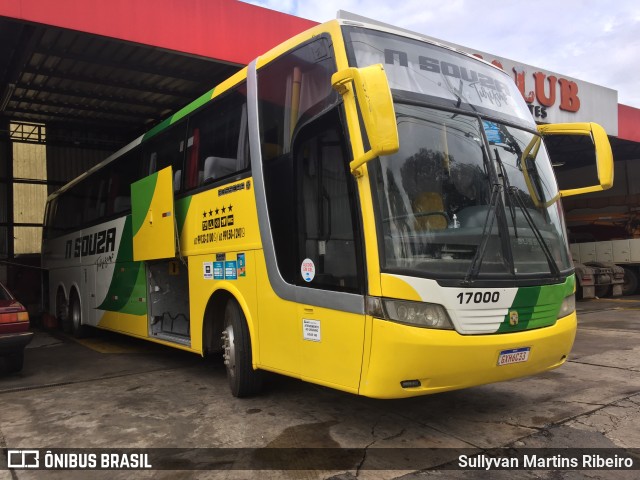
[185,128,200,189]
[80,173,108,226]
[106,149,141,215]
[55,186,82,234]
[142,122,187,192]
[42,199,56,240]
[293,110,362,293]
[185,85,249,190]
[258,35,341,286]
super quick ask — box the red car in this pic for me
[0,282,33,373]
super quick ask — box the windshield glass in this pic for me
[342,26,533,127]
[0,283,11,301]
[368,104,572,280]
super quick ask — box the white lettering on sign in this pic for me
[303,319,321,342]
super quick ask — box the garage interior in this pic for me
[0,1,314,317]
[0,19,241,314]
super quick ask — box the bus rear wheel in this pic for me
[68,294,90,338]
[56,288,68,331]
[221,300,262,398]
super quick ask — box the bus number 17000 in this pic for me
[456,291,500,304]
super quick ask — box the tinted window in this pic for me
[184,86,249,190]
[143,123,187,192]
[106,149,142,215]
[294,111,362,292]
[81,172,108,224]
[258,35,338,163]
[53,184,83,234]
[259,37,361,291]
[0,283,12,301]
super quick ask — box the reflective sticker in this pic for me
[225,261,237,280]
[213,261,224,280]
[237,253,246,277]
[301,258,315,283]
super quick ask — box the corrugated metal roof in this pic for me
[0,17,241,146]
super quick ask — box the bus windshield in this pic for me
[367,105,572,281]
[342,26,533,127]
[343,27,572,281]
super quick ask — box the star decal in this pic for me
[228,204,233,212]
[221,206,226,213]
[208,209,213,217]
[202,211,207,218]
[215,208,219,215]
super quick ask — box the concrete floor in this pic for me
[1,297,639,479]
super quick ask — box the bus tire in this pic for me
[221,299,262,398]
[57,287,71,332]
[69,293,90,338]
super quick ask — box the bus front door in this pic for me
[131,166,190,346]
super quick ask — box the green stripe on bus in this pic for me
[142,87,215,142]
[175,195,192,235]
[497,275,575,333]
[97,215,146,315]
[131,171,158,237]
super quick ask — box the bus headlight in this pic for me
[557,294,575,318]
[383,299,454,329]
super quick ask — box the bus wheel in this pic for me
[56,288,69,332]
[221,300,262,398]
[69,294,90,338]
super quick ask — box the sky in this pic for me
[244,0,640,109]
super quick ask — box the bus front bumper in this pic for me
[359,312,577,399]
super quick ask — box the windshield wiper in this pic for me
[508,185,561,278]
[494,149,519,240]
[462,182,501,285]
[493,149,561,279]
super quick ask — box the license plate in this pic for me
[497,347,530,366]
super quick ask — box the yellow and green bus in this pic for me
[42,17,613,398]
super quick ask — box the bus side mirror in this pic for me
[537,122,613,197]
[332,64,399,174]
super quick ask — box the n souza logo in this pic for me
[64,228,116,259]
[473,54,581,119]
[383,48,581,120]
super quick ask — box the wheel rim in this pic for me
[222,324,236,379]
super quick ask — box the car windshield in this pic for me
[0,283,13,301]
[367,104,572,281]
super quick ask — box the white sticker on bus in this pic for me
[203,262,213,280]
[303,319,321,342]
[301,258,315,282]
